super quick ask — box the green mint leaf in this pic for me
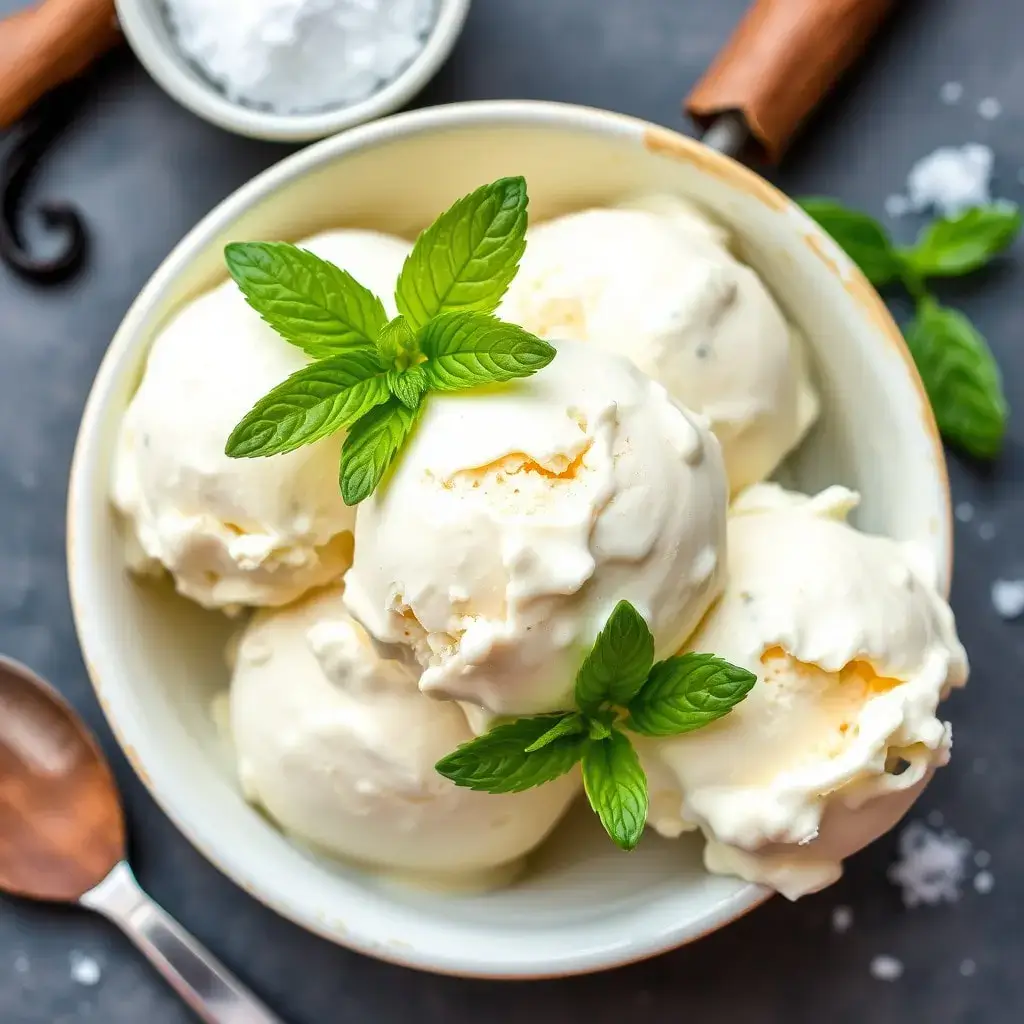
[906,202,1022,278]
[420,312,556,391]
[395,177,528,331]
[798,198,905,286]
[905,297,1007,459]
[524,713,586,752]
[582,730,648,851]
[625,653,756,738]
[225,242,387,358]
[387,365,429,410]
[339,397,422,505]
[574,600,655,713]
[376,315,418,365]
[587,717,613,741]
[225,350,388,459]
[435,715,587,794]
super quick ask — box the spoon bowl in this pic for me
[0,655,124,902]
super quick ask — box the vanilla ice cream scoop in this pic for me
[228,586,579,885]
[343,339,728,718]
[497,196,819,493]
[113,229,410,610]
[640,484,968,899]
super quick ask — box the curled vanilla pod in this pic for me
[0,83,87,283]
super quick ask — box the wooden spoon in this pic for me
[0,655,284,1024]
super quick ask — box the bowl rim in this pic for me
[113,0,473,142]
[67,99,951,978]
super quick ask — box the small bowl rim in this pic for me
[113,0,472,141]
[67,99,951,977]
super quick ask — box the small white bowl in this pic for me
[68,101,952,978]
[114,0,471,141]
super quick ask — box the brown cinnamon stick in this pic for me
[0,0,120,130]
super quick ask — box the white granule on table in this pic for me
[991,579,1024,620]
[955,502,975,523]
[979,522,997,542]
[973,870,994,894]
[888,821,972,907]
[939,81,964,105]
[974,850,991,868]
[13,954,29,975]
[831,906,854,934]
[884,193,913,219]
[870,955,904,981]
[927,809,944,828]
[960,958,977,977]
[978,97,1003,121]
[69,952,101,987]
[163,0,439,113]
[903,144,994,218]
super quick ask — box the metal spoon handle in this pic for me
[81,861,285,1024]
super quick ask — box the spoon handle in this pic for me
[81,861,285,1024]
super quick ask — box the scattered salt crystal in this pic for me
[884,193,912,218]
[979,522,996,542]
[974,850,991,868]
[955,502,975,523]
[991,579,1024,620]
[960,958,977,977]
[163,0,439,113]
[978,97,1003,121]
[973,870,994,894]
[939,81,964,105]
[927,809,944,828]
[831,906,854,934]
[870,955,904,981]
[888,821,971,907]
[13,954,29,975]
[905,144,994,217]
[70,952,101,987]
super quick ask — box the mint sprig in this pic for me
[224,178,555,504]
[435,601,756,851]
[799,197,1018,458]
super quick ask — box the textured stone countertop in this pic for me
[0,0,1021,1021]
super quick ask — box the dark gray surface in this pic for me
[1,0,1021,1021]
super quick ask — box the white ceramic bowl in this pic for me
[114,0,471,141]
[68,101,952,978]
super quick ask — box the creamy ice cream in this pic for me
[113,229,410,610]
[497,195,819,493]
[228,586,579,885]
[343,339,728,718]
[640,484,968,898]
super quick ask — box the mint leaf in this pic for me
[575,600,655,712]
[376,315,417,365]
[339,397,422,505]
[395,177,528,331]
[225,242,387,358]
[420,312,555,391]
[906,202,1022,278]
[387,365,429,410]
[798,198,904,286]
[524,713,586,752]
[225,350,388,458]
[582,730,648,851]
[905,297,1007,458]
[625,653,756,737]
[435,716,587,794]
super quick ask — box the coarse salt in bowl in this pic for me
[114,0,471,141]
[68,102,952,977]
